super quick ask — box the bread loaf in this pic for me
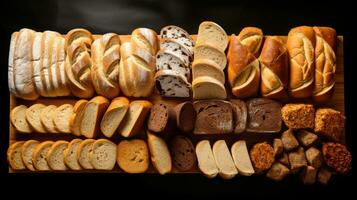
[65,28,94,98]
[8,32,19,97]
[91,33,121,98]
[313,27,336,102]
[259,36,289,99]
[287,26,315,98]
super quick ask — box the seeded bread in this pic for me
[160,25,194,55]
[7,141,26,170]
[155,70,191,98]
[53,104,74,134]
[117,139,149,173]
[10,105,32,133]
[32,141,54,171]
[21,140,40,171]
[26,104,47,133]
[160,38,193,60]
[156,50,190,81]
[63,139,83,170]
[89,139,117,170]
[147,131,172,175]
[46,140,69,170]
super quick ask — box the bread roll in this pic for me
[313,27,336,102]
[91,33,121,98]
[287,26,315,98]
[259,36,289,99]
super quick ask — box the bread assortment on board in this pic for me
[7,23,351,184]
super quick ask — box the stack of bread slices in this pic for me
[192,21,229,100]
[155,26,195,98]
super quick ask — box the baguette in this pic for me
[77,139,95,169]
[53,104,73,134]
[63,139,83,170]
[89,139,117,170]
[40,105,58,134]
[32,141,54,171]
[147,131,172,175]
[313,27,336,102]
[70,99,88,137]
[46,140,68,171]
[287,26,315,98]
[26,104,47,133]
[10,105,32,133]
[195,140,218,178]
[7,141,26,170]
[21,140,40,171]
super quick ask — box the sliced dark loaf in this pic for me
[171,101,196,133]
[230,99,248,134]
[170,135,196,171]
[148,103,171,133]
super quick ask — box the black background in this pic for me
[0,0,356,198]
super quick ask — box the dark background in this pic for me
[0,0,355,197]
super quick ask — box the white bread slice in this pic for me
[80,96,110,138]
[13,28,39,100]
[26,104,47,133]
[100,97,129,138]
[117,139,149,173]
[53,104,73,133]
[156,50,190,81]
[70,100,88,137]
[147,131,172,175]
[154,70,191,98]
[89,139,117,170]
[231,140,255,176]
[194,44,227,70]
[195,140,218,178]
[32,141,54,171]
[21,140,40,171]
[192,58,225,84]
[77,139,95,169]
[32,32,46,96]
[192,76,227,100]
[8,32,19,96]
[46,140,69,171]
[196,21,229,52]
[7,141,26,170]
[63,139,82,170]
[40,105,58,133]
[117,100,152,138]
[10,105,32,133]
[212,140,238,179]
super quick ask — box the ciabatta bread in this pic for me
[287,26,315,98]
[194,44,227,70]
[313,27,336,102]
[70,99,88,137]
[32,141,54,171]
[80,96,110,138]
[195,140,218,178]
[259,36,289,99]
[192,76,227,100]
[91,33,121,98]
[118,100,152,138]
[40,105,58,134]
[46,140,69,171]
[10,105,32,133]
[63,139,82,170]
[65,28,94,98]
[117,139,149,173]
[7,141,26,170]
[192,58,225,84]
[154,70,191,98]
[231,140,255,176]
[77,139,95,169]
[89,139,117,170]
[212,140,238,179]
[196,21,228,52]
[100,97,129,138]
[53,104,73,134]
[26,104,47,133]
[147,131,172,175]
[21,140,39,171]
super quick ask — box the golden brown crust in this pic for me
[250,142,275,172]
[281,104,315,129]
[117,139,149,173]
[237,27,263,57]
[315,108,345,142]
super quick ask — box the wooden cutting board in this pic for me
[9,35,344,173]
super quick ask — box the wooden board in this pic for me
[9,36,344,173]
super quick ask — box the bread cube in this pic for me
[300,166,317,185]
[297,130,318,147]
[305,147,322,168]
[273,138,283,156]
[281,129,299,151]
[266,162,290,181]
[289,147,307,170]
[278,152,290,167]
[318,168,332,185]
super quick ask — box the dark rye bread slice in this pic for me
[172,102,196,133]
[230,99,247,134]
[246,98,282,133]
[193,100,233,134]
[170,135,196,171]
[148,103,171,133]
[155,70,191,98]
[160,25,194,55]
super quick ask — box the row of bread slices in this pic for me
[10,96,152,138]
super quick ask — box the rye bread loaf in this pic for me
[172,101,196,133]
[147,103,171,133]
[170,135,196,171]
[230,99,248,134]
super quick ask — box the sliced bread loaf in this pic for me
[46,140,69,170]
[160,25,194,55]
[53,104,73,133]
[117,139,149,173]
[196,21,228,52]
[70,99,88,137]
[147,131,172,175]
[100,97,129,138]
[195,140,218,178]
[172,101,196,133]
[212,140,238,179]
[10,105,32,133]
[231,140,255,176]
[21,140,40,171]
[40,105,58,133]
[26,104,47,133]
[89,139,117,170]
[155,70,191,98]
[63,139,82,170]
[194,44,227,70]
[117,100,152,137]
[32,141,54,171]
[156,50,190,81]
[80,96,110,138]
[160,38,193,60]
[170,135,196,171]
[77,139,95,169]
[192,58,225,84]
[148,103,171,133]
[7,141,26,170]
[192,76,227,100]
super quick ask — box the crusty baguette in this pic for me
[40,105,58,134]
[89,139,117,170]
[53,104,73,134]
[26,104,47,133]
[63,139,83,170]
[212,140,238,179]
[237,27,264,57]
[259,36,289,99]
[287,26,315,98]
[80,96,110,138]
[7,141,26,170]
[21,140,40,171]
[32,141,54,171]
[231,140,255,176]
[195,140,219,178]
[117,139,149,173]
[100,97,129,138]
[77,139,95,169]
[196,21,228,52]
[70,99,88,137]
[46,140,69,171]
[10,105,32,133]
[117,100,152,138]
[313,27,336,102]
[91,33,121,99]
[147,131,172,175]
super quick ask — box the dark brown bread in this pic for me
[315,108,345,142]
[170,135,196,171]
[193,100,233,134]
[322,143,352,174]
[246,98,282,133]
[230,99,247,134]
[250,142,275,172]
[171,102,196,133]
[148,103,170,133]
